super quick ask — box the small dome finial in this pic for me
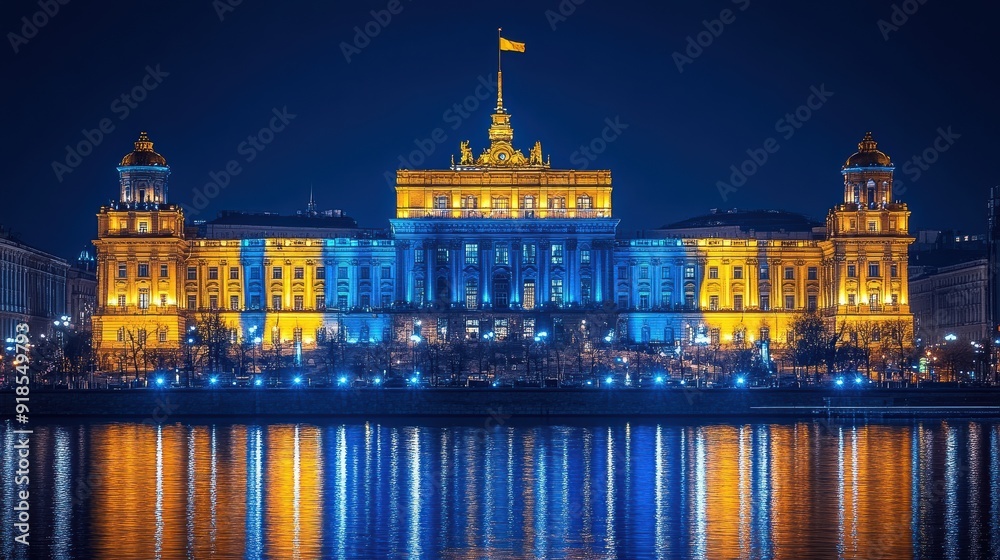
[858,131,877,152]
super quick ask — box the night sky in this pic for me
[3,0,997,260]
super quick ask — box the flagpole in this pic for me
[497,27,503,111]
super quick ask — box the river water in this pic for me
[2,418,998,559]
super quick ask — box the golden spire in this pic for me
[497,27,504,112]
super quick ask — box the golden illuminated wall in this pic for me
[395,168,613,219]
[93,205,188,365]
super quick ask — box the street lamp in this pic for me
[409,333,422,379]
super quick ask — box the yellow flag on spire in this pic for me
[499,37,525,52]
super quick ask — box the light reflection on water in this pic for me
[2,419,999,559]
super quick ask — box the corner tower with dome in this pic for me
[93,132,189,361]
[824,132,913,328]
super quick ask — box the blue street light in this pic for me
[155,377,165,387]
[835,377,845,387]
[338,376,348,386]
[293,376,302,385]
[209,376,218,385]
[736,376,746,386]
[854,376,864,385]
[654,375,665,385]
[372,377,382,386]
[254,378,262,387]
[605,376,614,386]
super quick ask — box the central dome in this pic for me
[120,131,167,167]
[843,132,891,168]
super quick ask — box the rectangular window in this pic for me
[465,318,480,339]
[784,267,794,280]
[159,294,167,307]
[271,295,282,310]
[338,266,348,279]
[551,278,564,306]
[709,295,719,310]
[868,221,877,232]
[807,267,817,280]
[415,278,426,305]
[581,278,592,305]
[734,294,743,311]
[465,280,479,309]
[494,318,509,340]
[138,290,149,309]
[209,295,218,310]
[381,266,391,279]
[661,267,670,279]
[710,328,720,346]
[437,247,450,264]
[118,294,127,308]
[337,295,348,309]
[208,267,219,280]
[580,249,591,265]
[316,266,325,280]
[230,295,239,310]
[868,262,880,277]
[138,221,148,233]
[294,295,304,310]
[381,294,390,308]
[890,263,898,278]
[891,293,899,305]
[137,263,149,278]
[639,292,650,310]
[618,294,629,309]
[250,295,261,309]
[361,294,371,308]
[272,267,282,280]
[709,266,719,279]
[160,264,169,278]
[807,294,817,311]
[618,266,628,280]
[414,250,425,264]
[759,265,769,280]
[229,267,239,280]
[522,243,536,265]
[294,267,304,280]
[187,295,196,309]
[361,267,371,280]
[551,244,564,265]
[847,264,857,278]
[685,266,695,279]
[523,280,536,310]
[640,266,649,280]
[760,294,770,311]
[523,318,536,339]
[848,294,856,305]
[465,243,479,265]
[784,295,795,309]
[118,263,127,278]
[495,244,509,265]
[250,267,261,280]
[158,329,167,343]
[733,266,743,280]
[316,295,325,310]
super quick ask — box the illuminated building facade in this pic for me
[92,86,914,375]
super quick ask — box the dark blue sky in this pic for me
[3,0,997,259]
